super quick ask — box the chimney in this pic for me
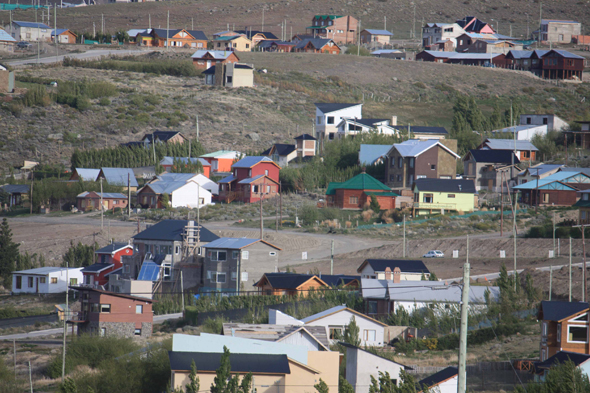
[384,267,392,281]
[390,116,397,126]
[393,267,401,284]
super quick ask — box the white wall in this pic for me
[304,310,385,346]
[192,174,219,195]
[269,309,304,325]
[316,105,363,138]
[279,329,324,351]
[516,125,547,141]
[519,115,567,132]
[437,376,459,393]
[170,182,212,208]
[12,268,83,294]
[346,347,404,393]
[393,300,488,315]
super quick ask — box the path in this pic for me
[7,48,148,66]
[445,262,586,282]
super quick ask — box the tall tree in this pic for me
[342,316,361,347]
[314,379,329,393]
[0,219,19,287]
[338,376,354,393]
[185,360,200,393]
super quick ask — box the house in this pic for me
[294,134,317,159]
[234,30,278,45]
[540,49,585,80]
[106,274,153,299]
[540,20,581,43]
[357,259,430,281]
[477,139,539,162]
[70,287,153,338]
[455,32,503,52]
[81,243,133,288]
[342,342,410,393]
[154,172,219,195]
[427,39,454,52]
[168,333,339,393]
[360,29,393,45]
[254,273,329,296]
[422,22,465,48]
[416,50,506,67]
[412,178,477,215]
[462,149,521,191]
[12,267,83,294]
[520,114,568,132]
[199,150,243,173]
[315,103,363,141]
[262,143,297,167]
[513,171,590,207]
[51,29,76,44]
[361,279,499,315]
[505,50,536,70]
[517,164,564,185]
[575,190,590,225]
[96,243,133,266]
[370,49,406,59]
[159,156,211,177]
[221,323,330,350]
[4,21,52,42]
[384,139,460,190]
[97,168,139,191]
[569,121,590,149]
[141,130,188,145]
[336,118,399,138]
[466,39,523,54]
[291,34,315,44]
[491,124,548,141]
[392,125,449,140]
[293,38,340,54]
[0,29,17,53]
[418,367,459,393]
[537,300,590,360]
[212,35,252,51]
[191,50,240,70]
[535,351,590,381]
[455,16,496,34]
[0,184,30,207]
[325,171,397,210]
[203,62,254,88]
[69,168,100,182]
[202,237,281,294]
[149,28,207,48]
[137,180,212,209]
[256,40,295,52]
[359,144,392,166]
[306,15,358,43]
[76,191,128,212]
[217,156,281,204]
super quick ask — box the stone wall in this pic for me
[78,321,152,338]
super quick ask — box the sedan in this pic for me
[17,41,32,49]
[423,250,444,258]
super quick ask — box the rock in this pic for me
[47,133,63,140]
[246,132,260,141]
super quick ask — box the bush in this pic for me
[22,85,52,107]
[344,45,371,56]
[414,82,426,89]
[99,97,111,106]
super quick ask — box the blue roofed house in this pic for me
[514,171,590,207]
[360,29,393,45]
[0,29,17,53]
[0,184,30,207]
[4,21,53,42]
[69,168,100,182]
[98,168,139,191]
[76,191,128,212]
[202,238,281,294]
[51,29,77,44]
[359,144,392,166]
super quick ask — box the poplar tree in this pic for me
[0,218,19,287]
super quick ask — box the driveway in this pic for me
[7,48,148,66]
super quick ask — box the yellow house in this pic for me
[412,178,476,216]
[212,35,252,52]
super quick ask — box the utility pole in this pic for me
[549,266,553,300]
[403,214,406,258]
[100,178,104,230]
[412,2,416,40]
[513,186,517,290]
[259,186,264,240]
[262,6,265,32]
[127,174,131,217]
[330,240,334,275]
[54,5,57,63]
[553,211,556,257]
[180,271,185,312]
[191,18,193,30]
[500,171,504,236]
[570,237,572,302]
[573,224,590,302]
[196,115,199,142]
[28,361,33,393]
[384,15,386,31]
[149,14,151,29]
[357,19,361,56]
[279,182,283,227]
[457,235,470,393]
[61,259,68,383]
[30,174,34,215]
[13,339,16,379]
[166,10,169,50]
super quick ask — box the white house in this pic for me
[315,103,363,141]
[519,114,568,132]
[422,22,465,48]
[336,117,399,138]
[418,366,459,393]
[137,180,212,209]
[491,124,548,141]
[153,172,219,195]
[342,342,410,393]
[221,323,330,351]
[5,21,53,42]
[12,267,83,294]
[356,259,430,281]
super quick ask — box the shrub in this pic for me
[361,210,373,222]
[8,102,23,117]
[414,82,426,89]
[99,98,111,106]
[476,83,488,90]
[22,85,52,107]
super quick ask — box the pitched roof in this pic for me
[255,273,327,290]
[77,191,127,199]
[232,156,278,169]
[13,21,51,28]
[539,300,589,321]
[392,139,459,158]
[359,144,392,165]
[316,274,360,287]
[143,130,185,143]
[155,173,199,182]
[213,35,245,42]
[420,50,504,60]
[519,164,564,177]
[12,267,81,275]
[0,184,30,194]
[141,181,187,194]
[169,351,290,374]
[507,50,534,59]
[456,16,490,33]
[95,242,131,254]
[191,50,236,60]
[73,168,100,181]
[419,367,459,391]
[294,134,317,141]
[235,30,278,39]
[205,237,281,250]
[51,29,73,36]
[257,40,295,48]
[513,171,589,190]
[393,125,449,135]
[237,175,267,184]
[199,150,242,159]
[222,323,330,349]
[300,305,388,326]
[326,172,390,195]
[218,174,236,183]
[0,29,17,42]
[543,49,585,60]
[542,19,580,24]
[263,144,296,156]
[159,156,210,167]
[314,103,361,114]
[535,351,590,371]
[466,149,520,164]
[133,220,219,242]
[294,38,336,50]
[81,263,113,273]
[492,124,547,134]
[99,168,139,187]
[74,287,153,302]
[357,259,430,274]
[363,29,393,36]
[413,178,476,193]
[482,139,538,152]
[185,30,208,41]
[152,28,207,40]
[339,342,410,367]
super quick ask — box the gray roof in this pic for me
[519,164,564,177]
[95,242,131,254]
[492,124,547,134]
[222,324,330,349]
[0,184,30,194]
[168,352,290,374]
[191,50,235,60]
[414,178,476,193]
[205,237,279,250]
[392,139,459,159]
[237,175,265,184]
[12,267,81,275]
[73,168,100,181]
[359,144,392,166]
[143,181,187,194]
[13,21,51,28]
[363,29,393,36]
[314,103,361,114]
[160,156,210,167]
[77,192,127,199]
[421,50,503,59]
[559,167,590,177]
[0,29,17,42]
[232,156,275,168]
[361,279,446,298]
[300,305,347,323]
[482,139,538,152]
[547,49,585,60]
[133,220,219,242]
[100,168,139,187]
[294,38,335,50]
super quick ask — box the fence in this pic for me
[193,299,313,325]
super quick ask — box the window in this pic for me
[91,304,99,313]
[70,278,77,285]
[100,304,111,313]
[389,175,395,182]
[232,251,239,259]
[51,277,58,284]
[448,194,456,198]
[431,164,436,170]
[543,118,548,125]
[269,252,277,256]
[409,158,414,168]
[231,272,237,281]
[543,193,549,203]
[368,301,378,314]
[175,246,180,254]
[363,330,376,341]
[568,326,588,343]
[398,157,403,167]
[573,313,588,321]
[327,116,335,124]
[242,251,249,260]
[40,277,46,284]
[397,175,402,182]
[542,322,548,336]
[136,305,143,314]
[390,158,395,168]
[329,327,343,340]
[423,194,433,203]
[557,324,561,343]
[28,277,34,288]
[125,265,130,273]
[216,273,226,283]
[226,76,233,83]
[583,211,587,220]
[317,116,322,125]
[15,276,22,289]
[417,175,427,179]
[349,196,359,204]
[266,185,271,193]
[265,170,269,176]
[209,250,227,262]
[134,329,141,336]
[100,328,106,337]
[246,44,250,49]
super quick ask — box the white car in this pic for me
[423,250,444,258]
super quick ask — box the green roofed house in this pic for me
[326,171,397,210]
[306,15,358,44]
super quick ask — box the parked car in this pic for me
[423,250,444,258]
[17,41,32,49]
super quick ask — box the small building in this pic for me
[159,156,211,177]
[98,168,139,191]
[540,49,585,80]
[491,124,548,141]
[12,267,83,294]
[455,16,496,34]
[153,172,218,195]
[291,34,315,44]
[519,114,568,132]
[418,367,459,393]
[360,29,393,45]
[204,62,254,88]
[51,29,77,44]
[136,180,212,209]
[412,178,477,215]
[422,22,466,48]
[221,323,330,350]
[359,144,392,166]
[217,156,281,204]
[466,39,522,54]
[306,15,358,43]
[191,50,240,70]
[391,125,449,140]
[517,164,564,185]
[370,49,406,59]
[462,149,520,191]
[540,20,581,43]
[256,40,295,53]
[69,168,100,182]
[574,190,590,225]
[199,150,243,173]
[513,171,590,207]
[0,30,17,53]
[141,130,188,145]
[212,35,252,52]
[315,103,363,141]
[336,118,399,138]
[356,259,430,281]
[0,184,30,207]
[71,287,153,338]
[537,300,590,361]
[76,191,128,212]
[477,139,539,162]
[254,273,329,296]
[149,28,207,49]
[82,243,134,288]
[293,38,341,54]
[294,134,317,159]
[262,143,297,167]
[234,30,278,45]
[202,237,281,294]
[325,172,397,210]
[4,21,52,42]
[416,50,506,67]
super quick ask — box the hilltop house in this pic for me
[537,300,590,360]
[199,150,243,173]
[412,178,477,215]
[540,20,581,43]
[76,191,128,212]
[326,172,397,210]
[360,29,393,45]
[422,22,465,48]
[306,15,358,43]
[203,62,254,88]
[191,50,240,70]
[4,21,52,42]
[293,38,340,54]
[294,134,317,159]
[315,103,363,141]
[97,168,139,192]
[519,114,568,132]
[148,28,207,48]
[12,267,83,294]
[356,259,430,281]
[540,49,585,80]
[336,118,399,138]
[462,149,520,191]
[217,156,280,204]
[141,131,188,145]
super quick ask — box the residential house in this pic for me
[254,273,356,296]
[107,275,153,299]
[4,21,52,42]
[537,300,590,360]
[412,178,477,215]
[342,342,410,393]
[540,20,581,43]
[315,103,363,141]
[212,35,252,51]
[462,149,520,191]
[505,50,536,70]
[477,139,539,162]
[291,34,315,44]
[137,180,212,209]
[51,29,76,44]
[465,39,523,54]
[513,171,590,207]
[69,168,100,182]
[168,333,339,393]
[202,237,281,294]
[306,15,358,43]
[575,190,590,224]
[517,164,564,185]
[392,125,449,140]
[427,39,454,52]
[359,144,392,166]
[153,172,218,195]
[520,114,568,132]
[370,49,407,59]
[416,50,506,67]
[357,259,430,281]
[360,29,393,45]
[422,22,465,48]
[0,184,30,207]
[141,130,188,145]
[455,16,496,34]
[384,139,460,191]
[293,38,340,54]
[82,243,134,288]
[570,121,590,149]
[262,143,297,167]
[535,352,590,381]
[71,287,153,338]
[491,124,548,141]
[149,28,207,48]
[76,191,128,212]
[199,150,243,173]
[203,62,254,88]
[0,29,17,53]
[336,117,399,138]
[217,156,280,204]
[294,134,317,159]
[97,168,139,192]
[221,324,330,351]
[418,367,459,393]
[234,30,278,45]
[159,156,211,177]
[12,267,83,294]
[326,172,397,210]
[572,35,590,45]
[191,50,240,70]
[541,49,585,80]
[0,64,15,93]
[455,32,504,52]
[256,40,295,52]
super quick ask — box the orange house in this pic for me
[538,300,590,361]
[76,191,128,212]
[150,28,208,49]
[255,273,359,296]
[52,29,77,44]
[191,50,240,70]
[160,156,211,178]
[293,38,341,54]
[199,150,243,173]
[326,172,397,210]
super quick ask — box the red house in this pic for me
[540,49,585,80]
[326,172,397,210]
[218,156,281,203]
[82,243,133,288]
[76,191,128,212]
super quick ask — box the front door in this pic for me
[488,179,493,190]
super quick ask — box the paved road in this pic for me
[445,262,587,282]
[7,49,147,66]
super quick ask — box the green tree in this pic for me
[161,193,170,208]
[338,376,354,393]
[314,379,330,393]
[342,316,361,346]
[59,377,78,393]
[368,376,379,393]
[210,346,253,393]
[428,272,438,281]
[0,218,19,287]
[515,360,590,393]
[185,360,200,393]
[370,195,381,214]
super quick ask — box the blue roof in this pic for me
[13,21,51,28]
[76,191,127,199]
[547,49,585,60]
[0,184,30,194]
[238,175,265,184]
[144,181,186,194]
[508,50,533,59]
[137,261,161,281]
[232,156,276,169]
[359,144,392,165]
[218,174,236,183]
[519,164,563,177]
[512,173,582,190]
[371,49,403,55]
[364,29,393,36]
[81,263,112,273]
[301,305,348,323]
[156,173,197,182]
[74,168,100,181]
[0,29,16,42]
[100,168,139,187]
[51,29,69,36]
[205,237,263,250]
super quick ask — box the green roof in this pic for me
[365,191,399,197]
[307,26,326,30]
[213,35,242,41]
[326,173,391,195]
[574,200,590,208]
[314,15,343,20]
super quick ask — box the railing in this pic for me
[414,202,457,210]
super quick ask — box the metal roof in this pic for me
[339,342,410,367]
[95,242,131,254]
[81,263,112,273]
[492,124,547,134]
[74,168,100,181]
[542,19,580,24]
[546,49,585,60]
[361,279,446,299]
[0,29,16,42]
[539,300,589,322]
[0,184,30,194]
[535,351,590,372]
[205,237,280,250]
[371,49,403,55]
[155,173,197,182]
[77,192,127,199]
[294,134,317,141]
[513,171,589,190]
[100,168,139,187]
[422,50,503,59]
[393,139,458,158]
[133,220,219,242]
[199,150,242,159]
[294,38,336,50]
[255,273,325,290]
[507,50,533,59]
[234,30,278,40]
[159,156,210,167]
[393,126,449,135]
[326,172,390,195]
[482,139,539,152]
[414,178,476,193]
[51,29,71,36]
[191,50,236,60]
[186,30,208,41]
[263,144,296,157]
[142,181,187,194]
[466,149,520,164]
[13,21,51,28]
[358,259,430,274]
[363,29,393,36]
[232,156,276,168]
[213,35,244,41]
[137,261,161,281]
[237,175,266,184]
[314,103,362,114]
[12,267,81,275]
[218,174,236,183]
[519,164,564,177]
[222,323,330,349]
[387,283,498,303]
[169,351,291,374]
[300,305,347,323]
[359,144,392,165]
[419,367,458,390]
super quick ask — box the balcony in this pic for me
[414,202,457,210]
